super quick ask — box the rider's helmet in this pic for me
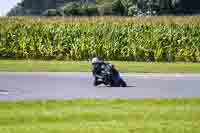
[91,57,101,64]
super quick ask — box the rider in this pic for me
[91,57,119,86]
[91,57,104,76]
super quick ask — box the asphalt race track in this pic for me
[0,72,200,101]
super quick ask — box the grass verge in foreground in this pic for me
[1,60,200,73]
[0,98,200,133]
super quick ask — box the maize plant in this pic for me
[0,16,200,62]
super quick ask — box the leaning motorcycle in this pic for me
[93,67,127,87]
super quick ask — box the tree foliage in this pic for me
[6,0,200,16]
[7,0,137,16]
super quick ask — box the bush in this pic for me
[42,9,62,16]
[64,2,81,16]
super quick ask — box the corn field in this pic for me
[1,16,200,62]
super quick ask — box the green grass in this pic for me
[1,60,200,73]
[0,98,200,133]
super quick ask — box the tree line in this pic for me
[7,0,137,16]
[7,0,200,16]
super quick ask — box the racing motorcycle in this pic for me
[93,64,127,87]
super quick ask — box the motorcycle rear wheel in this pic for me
[120,79,127,87]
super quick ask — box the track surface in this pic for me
[0,72,200,101]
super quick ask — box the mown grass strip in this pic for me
[0,98,200,133]
[1,60,200,73]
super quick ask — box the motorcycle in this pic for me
[93,65,127,87]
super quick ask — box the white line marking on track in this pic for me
[0,90,9,95]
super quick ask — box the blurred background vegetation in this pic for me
[6,0,200,16]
